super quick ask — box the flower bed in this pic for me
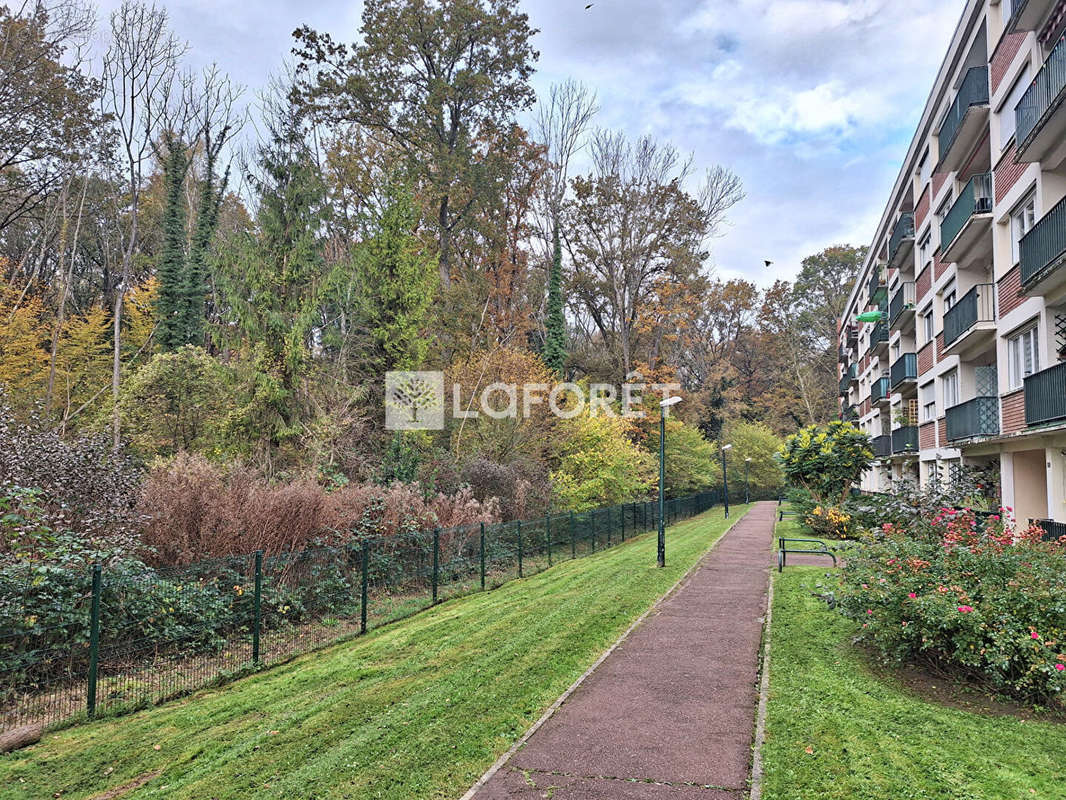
[837,507,1066,706]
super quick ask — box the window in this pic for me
[1010,191,1036,265]
[892,340,901,360]
[1000,65,1031,147]
[1007,324,1040,390]
[944,287,957,312]
[942,370,959,408]
[920,383,937,422]
[917,230,932,265]
[917,148,932,186]
[922,308,935,343]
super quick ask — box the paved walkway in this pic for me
[470,502,777,800]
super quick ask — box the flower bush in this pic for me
[838,507,1066,705]
[805,505,860,540]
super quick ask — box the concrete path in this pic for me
[470,502,777,800]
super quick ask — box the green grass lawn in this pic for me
[762,566,1066,800]
[0,505,749,800]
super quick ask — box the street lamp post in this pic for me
[744,457,752,504]
[658,396,682,567]
[721,444,732,518]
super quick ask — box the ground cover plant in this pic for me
[0,506,750,799]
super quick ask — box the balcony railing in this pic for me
[842,404,858,422]
[945,396,1000,441]
[871,317,889,348]
[942,283,995,347]
[890,353,917,388]
[889,281,916,324]
[889,213,914,263]
[1015,35,1066,148]
[1035,518,1066,542]
[870,376,891,404]
[891,426,918,454]
[939,172,992,253]
[1024,361,1066,426]
[872,434,892,458]
[1019,194,1066,291]
[846,325,858,348]
[868,269,886,300]
[938,66,989,161]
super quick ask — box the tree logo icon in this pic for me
[385,371,445,430]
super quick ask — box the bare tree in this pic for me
[564,130,743,379]
[101,0,185,450]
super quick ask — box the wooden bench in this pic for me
[777,537,837,572]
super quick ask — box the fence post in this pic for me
[479,522,486,590]
[589,512,595,552]
[607,508,612,547]
[620,505,625,542]
[546,514,552,566]
[432,529,440,604]
[252,550,263,664]
[570,511,576,559]
[360,541,369,634]
[86,563,102,718]
[517,520,524,577]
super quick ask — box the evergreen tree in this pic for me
[155,139,190,351]
[355,180,438,373]
[182,147,228,347]
[543,222,567,376]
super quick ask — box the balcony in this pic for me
[891,426,919,454]
[872,434,892,459]
[1007,0,1055,33]
[890,353,917,390]
[937,66,989,172]
[941,283,995,358]
[846,325,858,349]
[1019,194,1066,297]
[1014,35,1066,164]
[1024,361,1066,427]
[841,404,858,422]
[868,269,887,303]
[888,213,915,268]
[945,397,1000,442]
[889,281,916,327]
[870,316,889,354]
[939,172,993,267]
[870,376,891,406]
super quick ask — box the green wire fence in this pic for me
[1,488,774,735]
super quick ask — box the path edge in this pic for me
[749,568,775,800]
[458,507,754,800]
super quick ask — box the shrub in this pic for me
[780,421,872,506]
[805,505,859,540]
[551,412,654,511]
[643,418,718,496]
[837,508,1066,706]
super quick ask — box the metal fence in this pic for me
[1,488,766,734]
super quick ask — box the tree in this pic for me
[643,418,719,496]
[565,131,743,380]
[293,0,539,285]
[543,223,566,375]
[154,136,190,350]
[355,180,439,374]
[716,421,784,497]
[551,411,654,511]
[779,421,873,506]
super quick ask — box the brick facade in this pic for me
[995,141,1026,204]
[934,248,949,280]
[935,332,945,362]
[915,184,931,230]
[1001,389,1026,435]
[990,32,1027,94]
[919,421,937,450]
[932,171,949,199]
[918,341,935,375]
[938,417,947,445]
[998,264,1025,316]
[916,264,932,301]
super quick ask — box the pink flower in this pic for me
[866,609,873,615]
[1055,664,1064,671]
[862,583,869,589]
[1032,631,1041,640]
[907,592,917,599]
[958,605,974,613]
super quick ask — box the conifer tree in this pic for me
[543,222,567,376]
[155,139,189,351]
[182,148,228,347]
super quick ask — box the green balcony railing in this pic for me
[889,281,916,325]
[938,66,989,161]
[892,426,919,454]
[1024,361,1066,426]
[871,317,889,348]
[889,213,914,263]
[946,396,1000,441]
[841,404,858,422]
[943,283,995,347]
[1015,35,1066,148]
[868,269,886,301]
[870,376,891,404]
[1020,194,1066,290]
[939,172,992,253]
[890,353,917,388]
[872,434,892,458]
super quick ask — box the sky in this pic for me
[91,0,964,287]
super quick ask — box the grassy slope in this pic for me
[0,505,750,800]
[763,541,1066,798]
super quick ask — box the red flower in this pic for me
[1032,631,1041,640]
[958,605,974,613]
[907,592,917,599]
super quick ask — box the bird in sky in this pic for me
[585,3,594,9]
[764,260,773,268]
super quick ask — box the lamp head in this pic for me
[722,444,733,451]
[659,396,683,408]
[745,457,752,462]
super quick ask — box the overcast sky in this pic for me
[92,0,963,286]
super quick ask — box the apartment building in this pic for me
[838,0,1066,534]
